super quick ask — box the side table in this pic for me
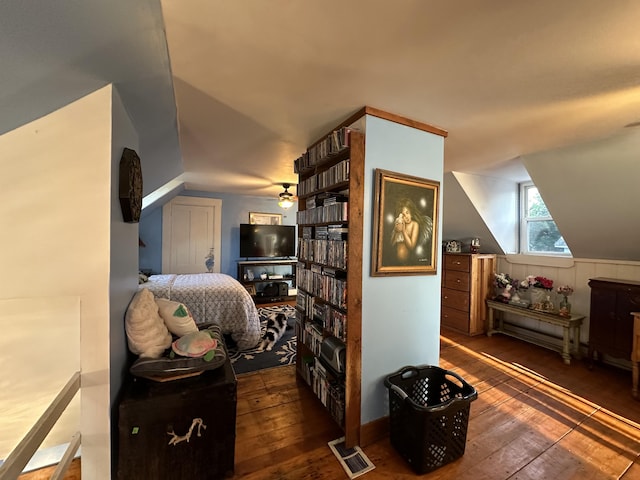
[487,300,585,365]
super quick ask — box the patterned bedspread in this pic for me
[141,273,260,351]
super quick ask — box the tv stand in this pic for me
[237,259,297,304]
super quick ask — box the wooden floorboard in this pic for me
[20,328,640,479]
[16,459,81,480]
[230,329,640,479]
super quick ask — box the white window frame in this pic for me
[519,182,571,256]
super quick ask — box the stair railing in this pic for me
[0,371,81,480]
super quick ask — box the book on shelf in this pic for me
[313,302,327,323]
[296,201,349,225]
[306,322,323,356]
[327,240,348,270]
[299,354,314,385]
[330,128,350,153]
[327,225,348,241]
[315,226,328,239]
[302,226,314,239]
[322,266,346,279]
[317,159,349,190]
[299,160,350,196]
[305,196,317,209]
[329,308,347,340]
[320,192,348,205]
[293,127,351,174]
[297,290,307,309]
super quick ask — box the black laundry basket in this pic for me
[384,365,478,474]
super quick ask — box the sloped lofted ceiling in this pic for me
[160,0,640,198]
[0,0,182,195]
[0,0,640,259]
[2,0,640,219]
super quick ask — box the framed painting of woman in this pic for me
[371,169,440,276]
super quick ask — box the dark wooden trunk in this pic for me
[116,355,237,479]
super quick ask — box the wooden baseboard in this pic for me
[360,416,388,447]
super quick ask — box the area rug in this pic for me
[227,305,297,374]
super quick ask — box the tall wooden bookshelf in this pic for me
[294,106,447,448]
[295,119,364,447]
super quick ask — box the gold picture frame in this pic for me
[249,212,282,225]
[371,168,439,276]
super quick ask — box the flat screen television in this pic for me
[239,223,296,258]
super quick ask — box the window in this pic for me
[520,183,570,255]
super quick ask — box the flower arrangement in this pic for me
[532,276,553,290]
[556,285,574,297]
[556,285,573,317]
[518,275,536,291]
[494,273,517,303]
[494,272,515,289]
[519,274,555,311]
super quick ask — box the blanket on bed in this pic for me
[141,273,260,351]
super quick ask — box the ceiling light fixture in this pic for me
[278,183,294,209]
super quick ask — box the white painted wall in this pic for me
[109,89,141,419]
[454,172,518,253]
[442,172,502,255]
[524,128,640,261]
[360,115,444,424]
[444,126,640,262]
[0,85,139,478]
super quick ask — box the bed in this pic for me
[140,273,260,351]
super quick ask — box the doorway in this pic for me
[162,196,222,273]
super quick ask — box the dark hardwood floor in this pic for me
[22,328,640,479]
[233,328,640,479]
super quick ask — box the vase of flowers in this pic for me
[556,285,573,317]
[516,276,534,303]
[494,273,515,302]
[530,276,555,312]
[506,278,531,307]
[204,248,215,273]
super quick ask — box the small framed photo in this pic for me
[249,212,282,225]
[371,169,439,276]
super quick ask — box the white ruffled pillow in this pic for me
[155,298,199,337]
[125,288,172,358]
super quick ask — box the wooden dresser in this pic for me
[588,277,640,364]
[441,253,496,336]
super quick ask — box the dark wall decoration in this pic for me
[119,147,143,223]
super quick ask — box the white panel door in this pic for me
[162,196,222,273]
